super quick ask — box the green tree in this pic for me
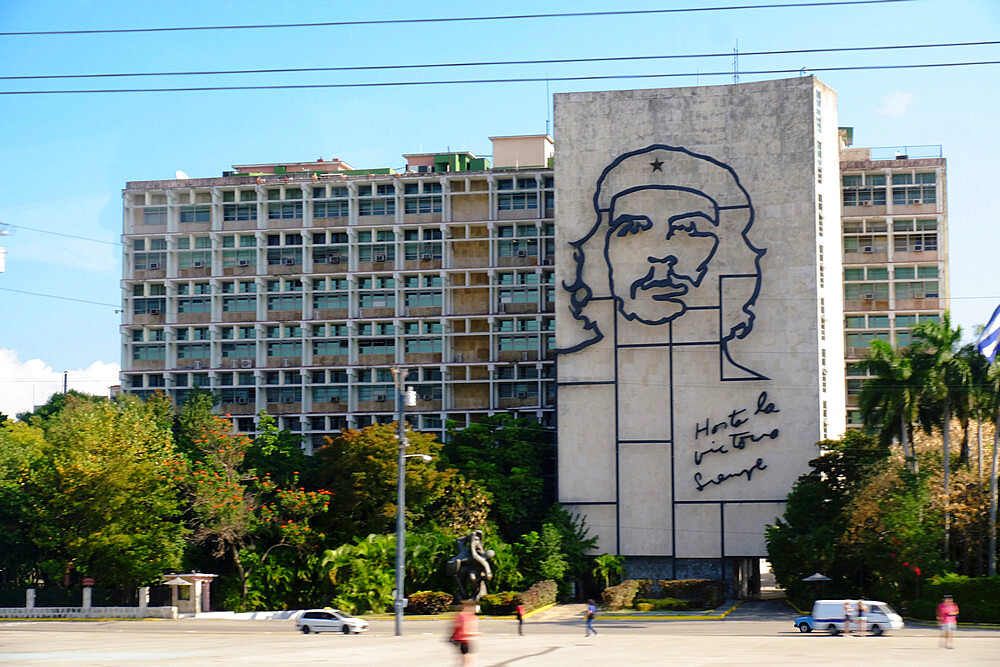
[314,423,456,540]
[0,421,46,583]
[443,415,554,541]
[517,523,569,587]
[766,430,889,606]
[592,553,625,590]
[244,412,313,487]
[27,396,184,586]
[858,339,920,473]
[910,312,969,557]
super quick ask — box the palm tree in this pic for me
[959,343,992,478]
[858,339,919,474]
[592,553,625,590]
[909,312,970,559]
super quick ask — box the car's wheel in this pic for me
[870,624,883,636]
[827,624,839,636]
[798,622,812,633]
[342,625,351,635]
[301,625,311,635]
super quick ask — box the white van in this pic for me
[795,599,904,636]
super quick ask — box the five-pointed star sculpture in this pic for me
[650,158,664,172]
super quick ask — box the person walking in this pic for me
[584,599,598,637]
[842,600,853,637]
[515,603,525,636]
[937,594,959,649]
[451,599,480,666]
[856,599,867,637]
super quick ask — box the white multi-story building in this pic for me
[839,132,949,427]
[120,136,556,450]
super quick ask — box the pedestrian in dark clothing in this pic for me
[515,604,525,635]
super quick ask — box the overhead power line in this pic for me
[0,286,119,309]
[0,1,910,36]
[3,40,994,81]
[2,60,997,95]
[1,223,121,246]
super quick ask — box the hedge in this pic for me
[602,580,641,610]
[906,574,1000,624]
[405,591,454,615]
[634,597,692,611]
[479,581,558,615]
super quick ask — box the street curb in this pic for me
[522,602,556,619]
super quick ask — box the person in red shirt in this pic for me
[937,594,959,649]
[515,603,525,636]
[451,599,480,665]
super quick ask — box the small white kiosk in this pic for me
[162,573,217,614]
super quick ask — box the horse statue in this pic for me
[446,530,495,601]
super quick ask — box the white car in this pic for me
[295,608,369,635]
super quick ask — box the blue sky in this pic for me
[0,0,997,415]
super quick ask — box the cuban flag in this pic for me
[976,304,1000,362]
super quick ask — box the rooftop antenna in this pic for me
[733,41,740,83]
[175,170,190,180]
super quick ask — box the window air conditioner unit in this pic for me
[374,254,386,262]
[374,394,387,402]
[329,396,340,403]
[522,352,530,361]
[330,256,341,264]
[861,201,873,207]
[238,259,251,267]
[420,254,433,261]
[420,394,431,401]
[516,250,528,257]
[192,261,204,268]
[231,360,240,369]
[240,359,254,368]
[863,293,875,300]
[517,391,528,399]
[913,245,923,252]
[148,263,160,270]
[455,353,463,362]
[193,360,202,369]
[282,258,295,265]
[148,308,160,315]
[913,292,925,299]
[543,257,554,265]
[236,397,249,404]
[912,199,922,205]
[281,358,290,367]
[862,246,873,253]
[282,396,294,403]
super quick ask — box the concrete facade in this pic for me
[553,78,845,573]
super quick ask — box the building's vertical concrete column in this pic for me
[26,588,35,609]
[138,587,149,609]
[201,581,211,612]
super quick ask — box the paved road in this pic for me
[2,600,998,665]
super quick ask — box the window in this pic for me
[358,339,395,355]
[177,297,211,314]
[499,383,539,398]
[221,342,256,358]
[314,200,349,218]
[359,198,395,216]
[267,341,302,357]
[313,340,349,356]
[498,192,538,211]
[267,202,303,219]
[177,343,211,359]
[143,207,167,224]
[267,294,303,311]
[404,338,442,354]
[404,196,443,214]
[499,335,539,351]
[133,297,165,315]
[180,206,210,223]
[222,295,257,312]
[312,386,348,402]
[223,203,257,221]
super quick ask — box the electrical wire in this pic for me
[0,1,911,36]
[5,39,994,81]
[3,60,996,95]
[1,222,121,246]
[0,286,119,308]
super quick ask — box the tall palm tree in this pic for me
[857,339,919,474]
[909,312,970,559]
[959,343,992,479]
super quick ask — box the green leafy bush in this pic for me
[634,597,692,611]
[908,574,1000,623]
[405,591,454,615]
[602,579,641,610]
[479,591,520,615]
[658,580,726,608]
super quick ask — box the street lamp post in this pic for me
[391,368,417,637]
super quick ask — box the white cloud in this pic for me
[0,348,120,420]
[878,92,915,118]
